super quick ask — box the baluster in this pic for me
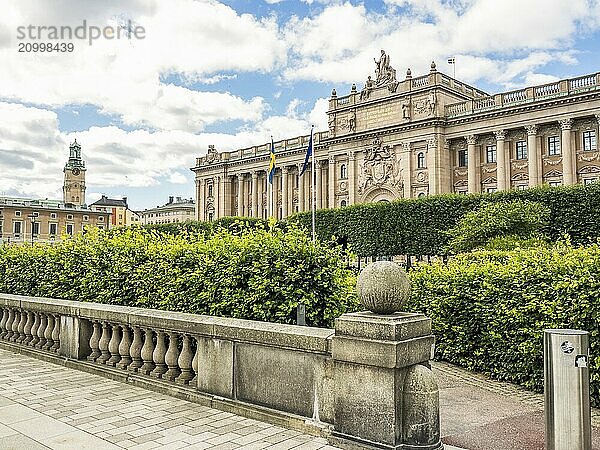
[0,309,8,339]
[36,314,47,349]
[50,315,60,352]
[106,323,122,366]
[96,322,111,364]
[175,334,194,385]
[138,328,155,375]
[163,332,181,382]
[42,314,55,350]
[23,311,34,345]
[5,309,16,340]
[11,310,22,342]
[190,336,199,385]
[128,326,143,372]
[16,310,27,343]
[116,326,132,369]
[150,330,167,378]
[29,313,40,347]
[87,320,101,362]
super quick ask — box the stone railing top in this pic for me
[0,293,334,354]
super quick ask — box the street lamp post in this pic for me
[28,213,36,246]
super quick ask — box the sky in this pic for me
[0,0,600,210]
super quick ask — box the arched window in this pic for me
[341,200,347,207]
[417,152,426,169]
[340,164,348,180]
[418,192,426,198]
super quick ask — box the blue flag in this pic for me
[268,136,276,184]
[300,126,313,176]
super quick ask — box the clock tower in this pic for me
[63,139,86,206]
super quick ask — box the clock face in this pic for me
[72,168,81,176]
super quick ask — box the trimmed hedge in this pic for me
[288,184,600,256]
[0,225,358,328]
[407,242,600,407]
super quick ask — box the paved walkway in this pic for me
[0,347,598,449]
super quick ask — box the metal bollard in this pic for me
[544,329,592,450]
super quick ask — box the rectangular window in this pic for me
[486,145,497,163]
[486,187,497,193]
[32,222,40,236]
[83,215,89,221]
[458,150,468,167]
[548,136,560,156]
[98,216,104,222]
[516,141,527,160]
[584,178,598,185]
[516,184,528,191]
[583,131,597,152]
[15,211,21,217]
[66,224,74,235]
[13,221,22,235]
[50,212,57,219]
[49,223,57,236]
[548,181,561,187]
[67,214,73,220]
[208,184,214,197]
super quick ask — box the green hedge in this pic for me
[407,242,600,407]
[288,184,600,256]
[0,225,358,328]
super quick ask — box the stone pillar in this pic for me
[401,143,412,198]
[298,164,306,212]
[348,151,356,205]
[321,163,328,209]
[328,156,336,208]
[495,130,507,191]
[215,176,222,218]
[330,262,442,450]
[467,135,478,193]
[526,124,539,187]
[251,172,258,218]
[282,167,289,218]
[315,162,322,210]
[427,138,438,195]
[198,179,205,221]
[560,119,574,185]
[59,316,92,360]
[237,174,244,217]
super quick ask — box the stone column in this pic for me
[315,162,322,210]
[348,151,356,205]
[330,262,442,450]
[298,164,306,212]
[427,138,438,195]
[321,162,329,207]
[467,135,478,194]
[526,124,539,187]
[401,143,412,198]
[251,172,258,218]
[560,119,574,185]
[495,130,507,191]
[237,174,244,217]
[328,156,336,208]
[216,176,222,218]
[282,166,289,218]
[198,179,205,221]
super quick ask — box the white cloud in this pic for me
[168,172,188,184]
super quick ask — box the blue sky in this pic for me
[0,0,599,210]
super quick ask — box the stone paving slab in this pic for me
[0,349,336,449]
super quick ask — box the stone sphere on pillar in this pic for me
[357,261,411,314]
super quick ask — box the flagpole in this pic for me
[311,125,316,242]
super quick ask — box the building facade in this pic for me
[0,141,109,244]
[191,52,600,220]
[89,195,139,228]
[140,196,195,225]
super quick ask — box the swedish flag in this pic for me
[268,136,276,184]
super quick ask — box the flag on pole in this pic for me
[300,126,314,176]
[268,136,276,184]
[447,57,455,65]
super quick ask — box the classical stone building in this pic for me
[140,196,195,225]
[191,51,600,220]
[0,141,110,243]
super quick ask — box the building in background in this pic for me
[192,53,600,220]
[0,141,109,244]
[89,195,139,228]
[140,196,195,225]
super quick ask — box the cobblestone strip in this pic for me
[432,360,600,427]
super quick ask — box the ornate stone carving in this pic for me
[578,165,600,175]
[328,114,336,135]
[559,118,573,131]
[373,50,397,87]
[507,130,526,141]
[454,169,467,177]
[413,93,436,118]
[482,164,497,173]
[544,170,562,178]
[478,135,495,146]
[543,158,563,166]
[416,171,427,183]
[338,181,348,193]
[494,130,507,140]
[578,152,600,162]
[512,161,528,170]
[401,99,411,120]
[360,76,374,100]
[539,124,560,136]
[511,172,529,181]
[205,145,221,163]
[358,136,402,194]
[466,135,477,145]
[573,118,596,132]
[525,124,538,136]
[292,188,299,203]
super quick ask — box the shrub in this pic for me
[0,225,358,328]
[407,242,600,407]
[445,200,550,253]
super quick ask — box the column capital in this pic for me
[494,129,507,140]
[329,155,336,165]
[466,134,477,145]
[559,118,573,131]
[594,114,600,126]
[282,166,289,174]
[443,139,451,150]
[402,142,411,152]
[525,124,538,136]
[347,150,356,160]
[427,137,438,149]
